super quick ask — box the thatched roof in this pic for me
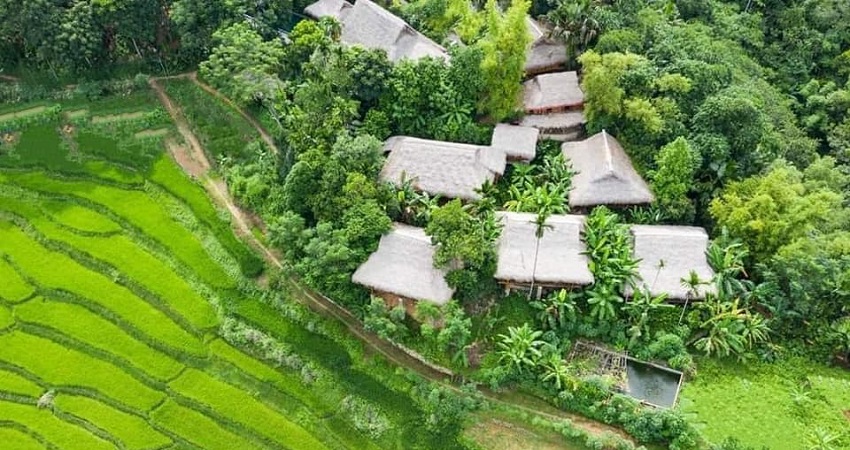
[304,0,352,20]
[526,16,546,41]
[523,72,584,113]
[629,225,715,300]
[381,136,507,200]
[306,0,447,62]
[352,224,454,305]
[495,212,594,286]
[561,131,654,207]
[526,40,569,76]
[519,111,585,135]
[491,124,540,161]
[524,19,568,76]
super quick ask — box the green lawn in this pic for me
[680,357,850,449]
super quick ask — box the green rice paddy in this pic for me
[0,92,422,449]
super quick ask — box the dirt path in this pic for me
[150,75,634,443]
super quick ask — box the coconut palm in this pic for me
[496,324,546,373]
[679,269,708,325]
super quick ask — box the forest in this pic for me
[1,0,849,449]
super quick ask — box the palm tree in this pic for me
[496,324,546,373]
[679,270,708,326]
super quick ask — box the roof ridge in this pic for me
[600,130,617,178]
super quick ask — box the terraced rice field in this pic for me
[0,92,383,449]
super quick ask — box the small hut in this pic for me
[628,225,715,301]
[562,131,654,209]
[491,124,540,162]
[523,72,584,115]
[304,0,351,19]
[381,136,507,200]
[494,212,594,297]
[519,111,585,141]
[304,0,447,62]
[524,17,568,76]
[352,224,454,313]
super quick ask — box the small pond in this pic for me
[625,360,683,408]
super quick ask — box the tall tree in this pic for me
[477,0,531,121]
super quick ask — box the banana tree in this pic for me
[496,324,546,373]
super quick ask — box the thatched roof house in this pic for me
[519,111,585,140]
[525,18,568,76]
[629,225,715,301]
[352,224,454,305]
[304,0,352,20]
[523,71,584,114]
[304,0,447,62]
[381,136,507,200]
[562,131,654,208]
[494,212,594,288]
[491,124,540,161]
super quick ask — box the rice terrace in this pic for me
[0,79,459,450]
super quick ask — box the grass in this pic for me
[0,426,45,450]
[679,357,850,449]
[0,105,49,122]
[15,299,185,382]
[55,394,173,450]
[0,368,43,397]
[0,258,33,302]
[151,399,263,450]
[465,410,590,450]
[0,306,12,330]
[0,399,114,450]
[0,331,166,411]
[0,171,234,288]
[169,368,329,450]
[161,79,260,162]
[148,155,264,277]
[208,339,321,410]
[0,222,207,357]
[40,201,122,233]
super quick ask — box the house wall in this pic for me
[372,290,420,316]
[525,103,584,116]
